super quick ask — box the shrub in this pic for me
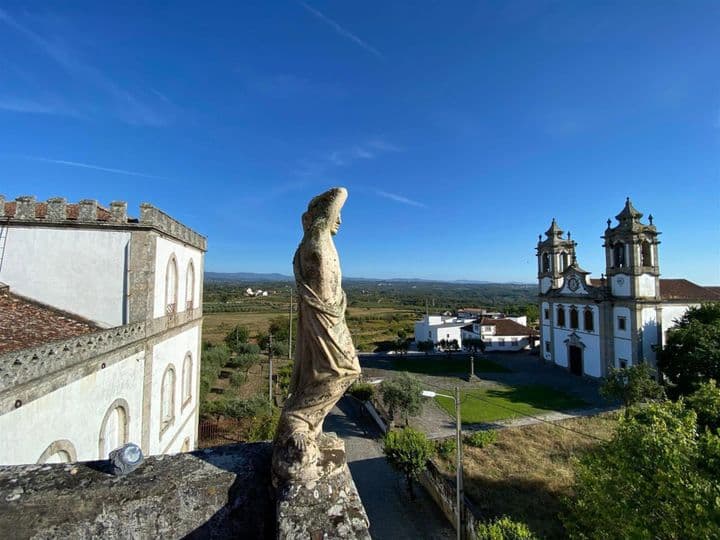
[465,430,498,448]
[476,516,538,540]
[686,379,720,432]
[348,382,375,402]
[224,325,250,350]
[246,407,280,441]
[235,342,261,355]
[230,371,246,388]
[383,427,435,498]
[600,363,665,414]
[380,373,425,426]
[227,353,261,371]
[435,437,456,459]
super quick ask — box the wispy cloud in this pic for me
[298,1,384,59]
[375,190,426,208]
[0,8,166,126]
[0,96,79,117]
[14,155,167,179]
[295,138,402,177]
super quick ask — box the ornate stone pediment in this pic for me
[563,331,585,348]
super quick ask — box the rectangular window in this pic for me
[499,339,505,346]
[618,316,627,331]
[557,306,566,327]
[511,339,518,346]
[545,341,551,353]
[619,358,628,369]
[544,308,550,320]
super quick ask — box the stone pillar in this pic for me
[78,200,97,222]
[0,195,5,218]
[15,196,36,220]
[139,203,154,224]
[110,201,127,223]
[47,198,67,221]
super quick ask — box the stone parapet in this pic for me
[0,307,203,412]
[0,195,206,251]
[0,442,275,539]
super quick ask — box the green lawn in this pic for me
[392,355,509,375]
[435,384,588,424]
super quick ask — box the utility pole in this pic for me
[268,333,273,405]
[288,288,293,360]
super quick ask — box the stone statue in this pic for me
[272,187,361,483]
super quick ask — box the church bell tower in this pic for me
[603,198,660,299]
[537,219,576,295]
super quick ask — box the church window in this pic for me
[560,252,569,272]
[161,365,176,433]
[613,243,626,268]
[542,253,551,273]
[557,305,566,327]
[182,352,193,408]
[584,308,594,332]
[186,260,195,310]
[569,306,579,329]
[545,341,551,353]
[617,316,627,331]
[38,440,77,464]
[99,400,129,458]
[544,308,549,320]
[641,241,652,267]
[619,358,628,369]
[166,255,178,315]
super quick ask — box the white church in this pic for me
[0,195,205,465]
[537,198,719,378]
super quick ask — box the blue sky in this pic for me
[1,1,718,283]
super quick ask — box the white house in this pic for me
[461,318,537,351]
[537,199,719,378]
[0,195,206,465]
[413,314,476,348]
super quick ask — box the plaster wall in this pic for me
[149,325,200,455]
[611,274,631,297]
[0,227,130,326]
[152,237,203,319]
[540,277,552,294]
[637,275,657,297]
[431,325,464,347]
[613,338,632,367]
[641,307,659,363]
[552,327,601,376]
[661,305,692,345]
[0,351,144,465]
[483,336,530,351]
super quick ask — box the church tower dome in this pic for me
[537,218,576,294]
[603,198,661,298]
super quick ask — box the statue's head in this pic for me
[302,187,347,236]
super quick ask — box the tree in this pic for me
[393,336,410,356]
[383,427,434,498]
[380,373,425,426]
[563,401,720,539]
[417,340,435,355]
[224,325,249,350]
[686,379,720,432]
[657,303,720,397]
[464,338,486,355]
[600,364,665,416]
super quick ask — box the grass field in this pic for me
[435,384,588,424]
[435,413,617,538]
[391,355,508,375]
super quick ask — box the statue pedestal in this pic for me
[275,434,370,539]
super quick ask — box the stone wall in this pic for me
[0,442,274,539]
[0,195,206,251]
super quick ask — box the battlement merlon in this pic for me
[0,196,207,252]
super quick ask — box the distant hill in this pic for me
[205,271,533,286]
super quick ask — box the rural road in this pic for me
[324,397,454,540]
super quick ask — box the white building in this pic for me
[461,318,537,351]
[414,314,476,348]
[0,195,206,465]
[537,199,719,377]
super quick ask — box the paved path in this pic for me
[324,397,454,540]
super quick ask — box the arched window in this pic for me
[560,252,569,272]
[37,439,77,464]
[584,307,594,332]
[161,365,176,433]
[542,252,551,273]
[569,306,579,329]
[641,241,652,267]
[165,255,178,315]
[98,399,130,458]
[186,260,195,310]
[613,243,626,268]
[556,305,566,327]
[182,352,193,408]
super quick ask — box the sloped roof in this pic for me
[479,317,538,337]
[659,279,720,302]
[0,289,100,354]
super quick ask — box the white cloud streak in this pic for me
[375,190,426,208]
[0,8,165,126]
[0,96,78,116]
[298,1,384,59]
[17,155,167,179]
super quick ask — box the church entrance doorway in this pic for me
[569,345,583,376]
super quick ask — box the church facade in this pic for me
[537,199,719,378]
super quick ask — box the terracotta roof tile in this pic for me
[659,279,720,302]
[479,318,538,336]
[0,290,100,354]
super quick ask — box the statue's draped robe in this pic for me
[277,246,361,442]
